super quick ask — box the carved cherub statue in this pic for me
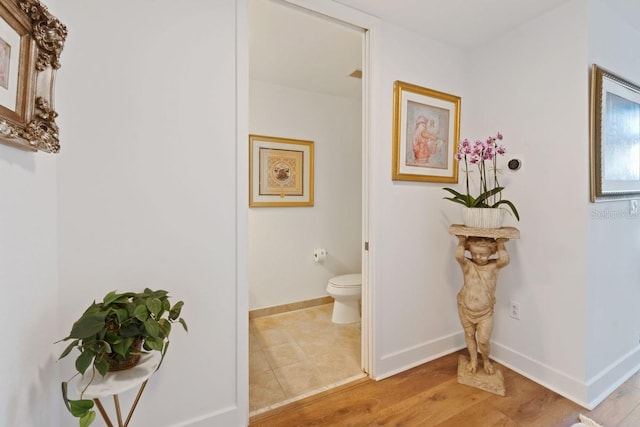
[455,235,509,375]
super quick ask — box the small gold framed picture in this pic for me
[249,134,314,207]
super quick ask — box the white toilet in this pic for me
[326,273,362,324]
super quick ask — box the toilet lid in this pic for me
[329,273,361,288]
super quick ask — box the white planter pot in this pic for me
[462,207,504,229]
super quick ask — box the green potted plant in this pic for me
[57,288,188,427]
[443,132,520,228]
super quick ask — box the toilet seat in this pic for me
[328,273,361,288]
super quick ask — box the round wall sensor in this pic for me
[507,158,522,171]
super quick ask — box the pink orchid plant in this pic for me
[443,132,519,220]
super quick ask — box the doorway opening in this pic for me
[247,0,371,415]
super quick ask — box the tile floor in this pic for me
[249,303,364,415]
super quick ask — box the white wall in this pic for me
[464,0,591,404]
[248,80,361,310]
[585,0,640,406]
[0,145,59,426]
[370,21,469,376]
[55,1,247,426]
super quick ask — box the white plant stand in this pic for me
[75,352,161,427]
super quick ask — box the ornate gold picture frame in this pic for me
[0,0,66,153]
[249,135,314,207]
[392,81,460,182]
[590,64,640,201]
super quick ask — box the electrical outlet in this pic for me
[510,302,520,320]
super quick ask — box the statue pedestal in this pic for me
[457,355,505,396]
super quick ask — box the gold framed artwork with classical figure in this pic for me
[392,80,460,183]
[249,134,314,207]
[0,0,66,153]
[590,64,640,201]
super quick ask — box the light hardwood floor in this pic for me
[250,350,640,426]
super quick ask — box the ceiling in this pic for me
[333,0,570,50]
[249,0,640,99]
[250,0,364,99]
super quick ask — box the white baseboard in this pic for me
[373,331,465,380]
[171,405,244,427]
[490,341,590,407]
[585,345,640,409]
[372,332,640,411]
[492,341,640,410]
